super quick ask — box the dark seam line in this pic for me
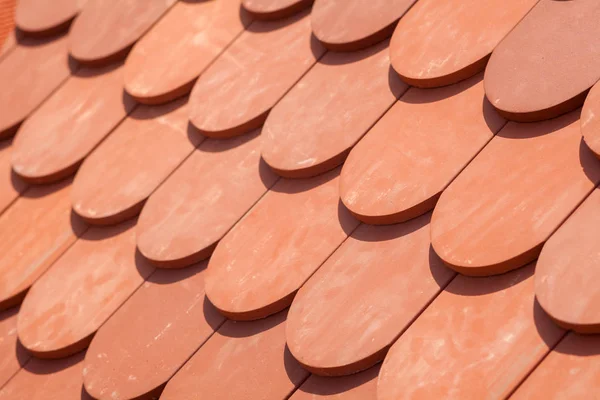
[0,352,32,393]
[284,371,311,400]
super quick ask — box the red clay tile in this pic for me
[0,308,29,388]
[0,28,16,58]
[189,11,324,138]
[310,0,415,51]
[12,63,135,184]
[0,141,26,214]
[287,213,454,376]
[0,352,90,400]
[242,0,313,20]
[68,0,176,66]
[262,39,406,178]
[15,0,83,37]
[71,98,199,226]
[581,81,600,158]
[291,365,379,399]
[137,130,277,268]
[17,219,153,359]
[512,333,600,400]
[83,263,224,400]
[0,35,71,139]
[377,264,564,400]
[124,0,250,105]
[0,179,86,311]
[431,111,600,276]
[205,168,358,320]
[161,311,308,400]
[390,0,538,88]
[340,73,504,225]
[484,0,600,122]
[535,189,600,333]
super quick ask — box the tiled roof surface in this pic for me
[1,0,600,399]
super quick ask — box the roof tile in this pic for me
[242,0,314,20]
[581,79,600,158]
[291,365,379,399]
[189,10,324,138]
[262,39,406,178]
[136,130,277,268]
[0,308,29,388]
[0,141,26,214]
[15,0,83,37]
[287,213,454,376]
[124,0,250,105]
[83,263,224,400]
[431,110,600,275]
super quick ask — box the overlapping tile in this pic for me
[262,40,405,178]
[205,168,359,320]
[485,0,600,122]
[0,179,86,311]
[242,0,313,20]
[0,141,26,214]
[341,73,504,225]
[137,130,277,268]
[84,263,224,400]
[310,0,415,51]
[0,34,71,139]
[291,365,379,399]
[0,352,89,400]
[512,333,600,399]
[68,0,176,66]
[287,213,454,376]
[161,311,308,400]
[535,189,600,333]
[377,264,564,400]
[390,0,538,88]
[17,219,153,359]
[15,0,83,36]
[12,63,135,184]
[71,98,199,226]
[124,0,250,105]
[0,308,29,389]
[581,80,600,158]
[431,111,600,276]
[189,10,324,138]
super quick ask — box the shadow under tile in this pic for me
[443,263,533,296]
[297,364,380,396]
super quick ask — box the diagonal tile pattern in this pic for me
[2,0,600,398]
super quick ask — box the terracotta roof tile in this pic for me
[68,0,176,66]
[2,0,600,397]
[124,0,250,105]
[189,10,324,137]
[71,98,199,226]
[262,39,406,178]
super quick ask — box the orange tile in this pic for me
[287,213,454,376]
[581,80,600,158]
[71,98,199,226]
[17,219,154,359]
[311,0,416,51]
[0,352,90,400]
[377,264,564,400]
[391,0,538,88]
[431,111,600,276]
[161,311,309,400]
[512,333,600,400]
[536,189,600,333]
[83,263,224,400]
[124,0,250,105]
[262,39,405,178]
[12,63,135,184]
[0,34,71,139]
[243,0,314,20]
[0,179,85,311]
[137,130,277,268]
[189,10,324,138]
[204,168,359,320]
[68,0,176,66]
[340,73,504,225]
[485,0,600,122]
[0,141,26,214]
[0,28,17,59]
[15,0,83,36]
[0,308,29,389]
[291,366,379,399]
